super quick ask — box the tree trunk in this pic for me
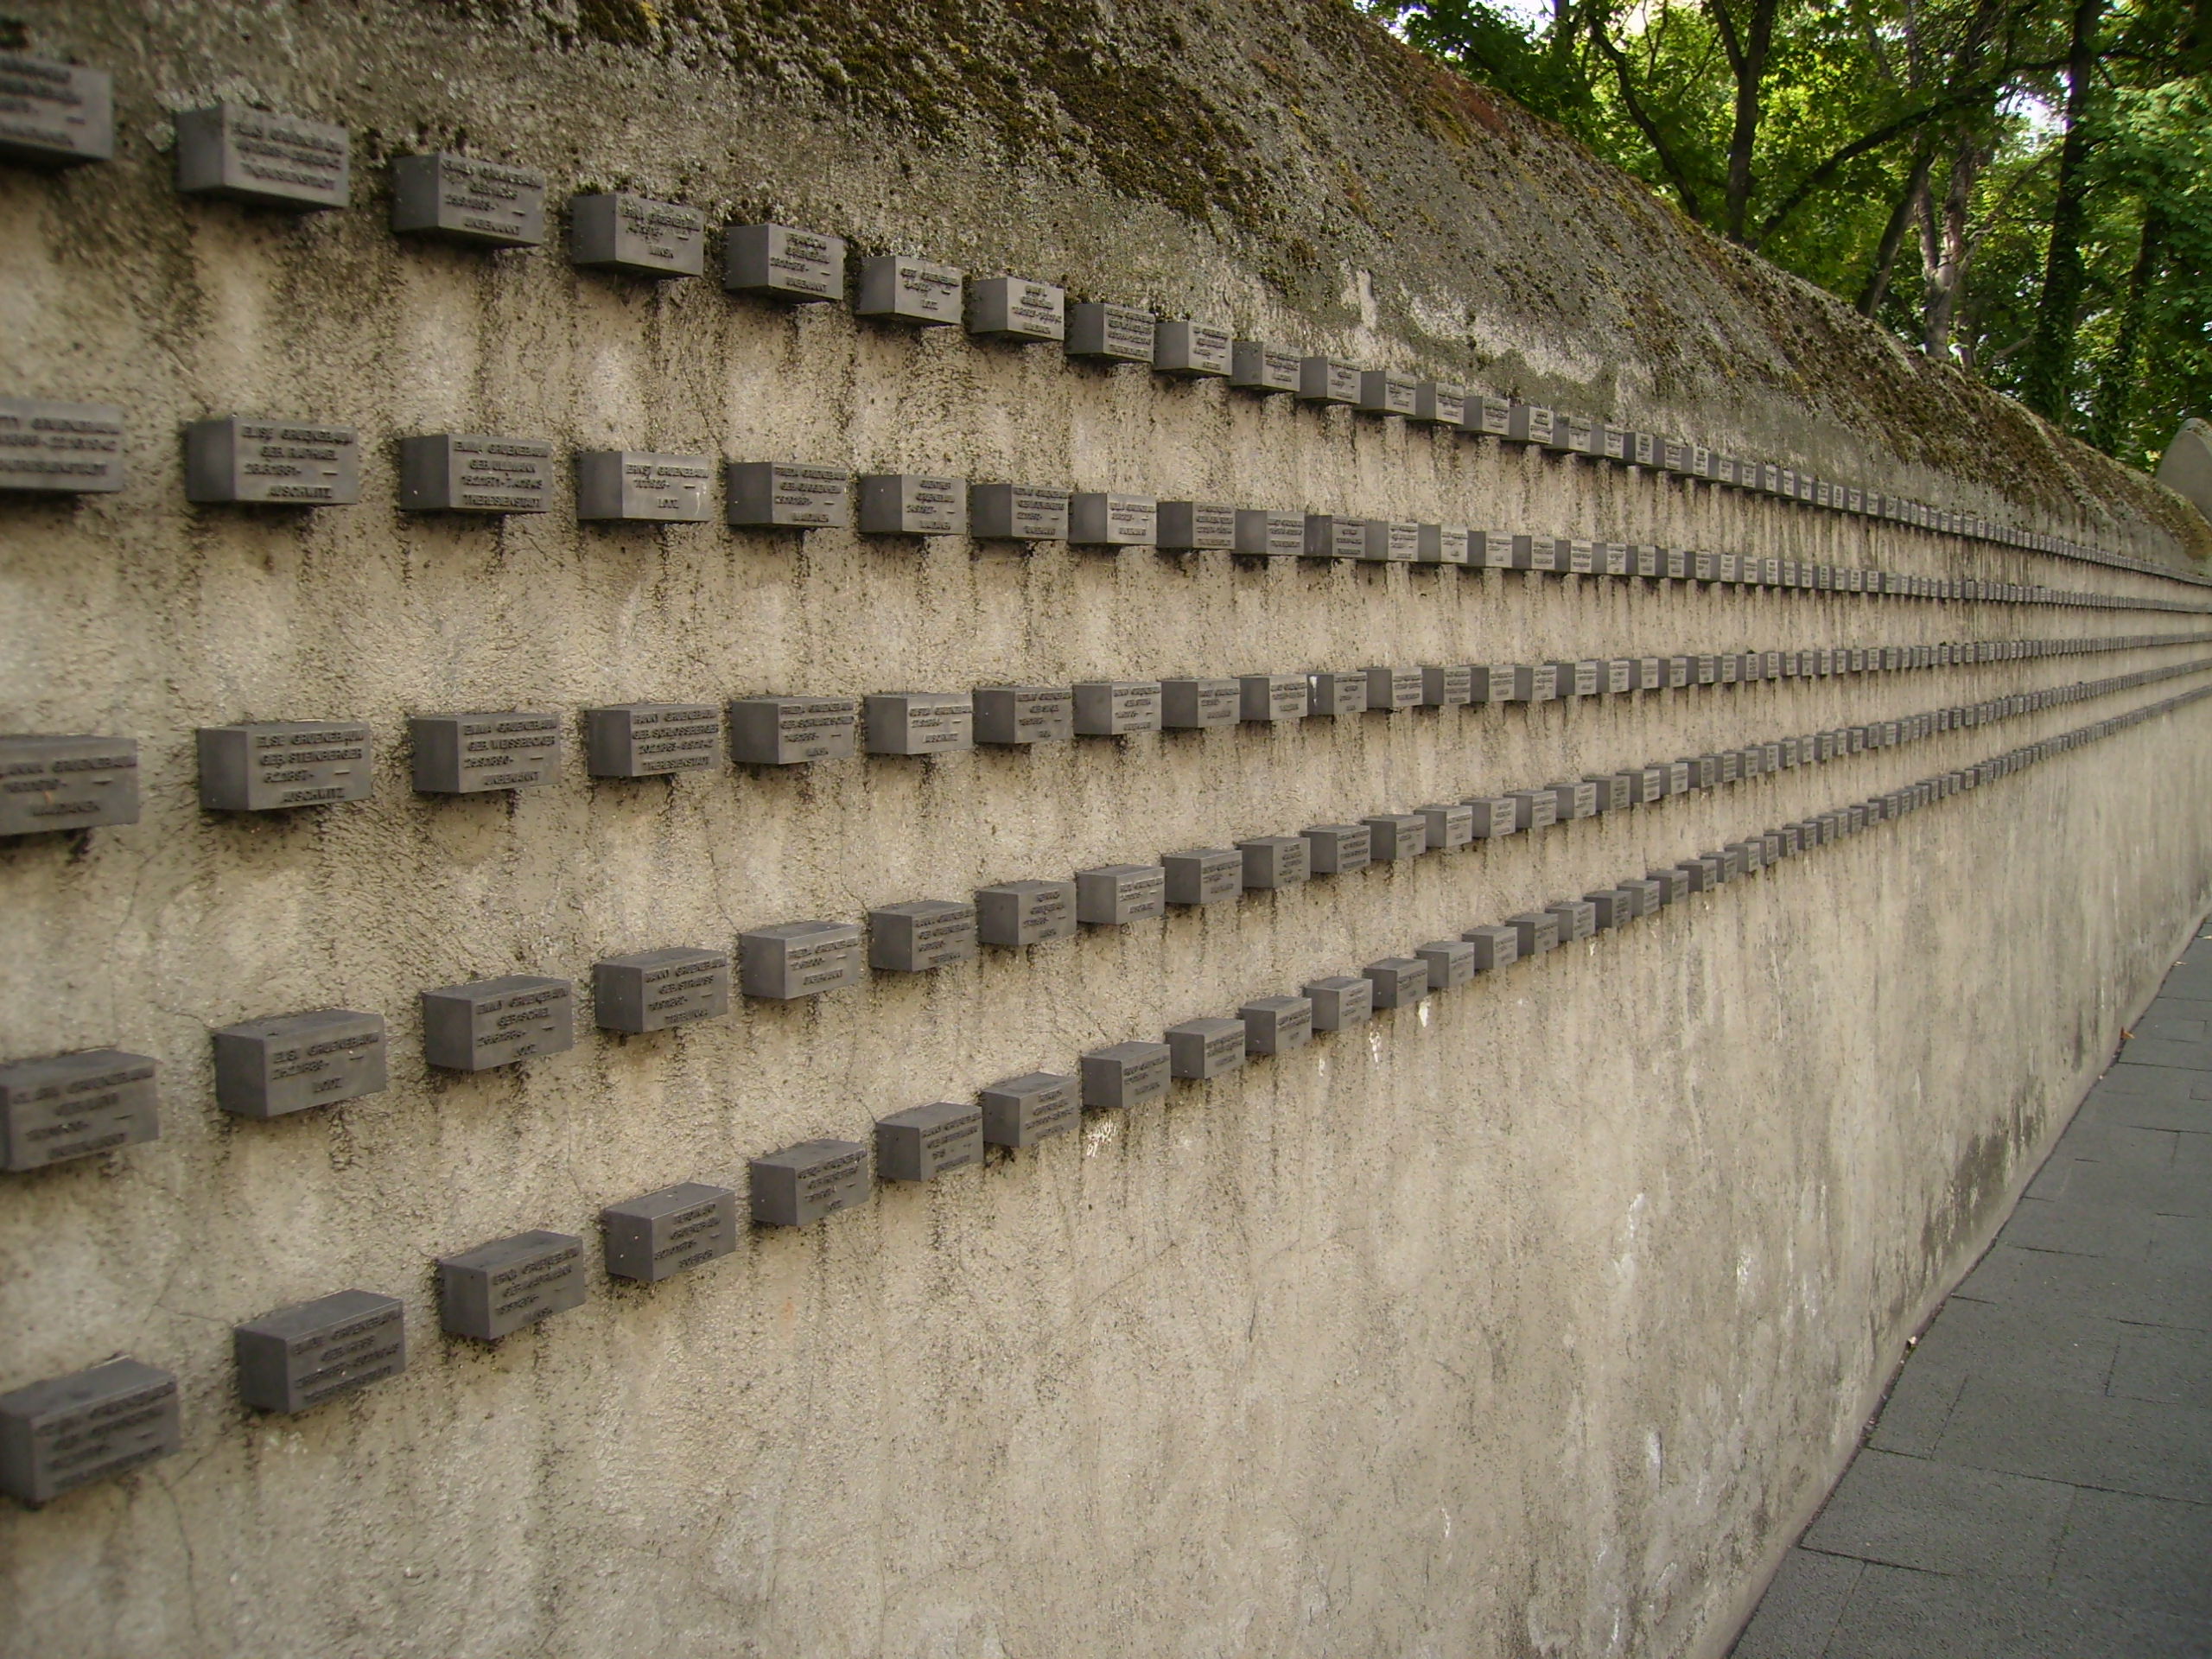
[1860,144,1936,316]
[2087,201,2168,454]
[2018,0,2105,420]
[1716,0,1780,243]
[1921,136,1982,358]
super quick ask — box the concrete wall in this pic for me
[3,3,2210,1656]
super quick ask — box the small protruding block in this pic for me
[0,55,113,168]
[969,485,1071,541]
[584,703,721,778]
[0,1358,178,1507]
[1080,1042,1172,1109]
[740,921,864,999]
[410,711,560,794]
[722,223,845,301]
[213,1008,386,1118]
[234,1289,405,1413]
[858,474,966,537]
[1302,976,1372,1031]
[1166,1018,1247,1080]
[1076,864,1166,925]
[725,461,849,529]
[1163,848,1243,906]
[1463,925,1519,972]
[979,1071,1078,1147]
[602,1183,737,1282]
[391,152,545,246]
[1302,823,1372,875]
[750,1139,868,1225]
[568,193,704,278]
[876,1101,984,1181]
[1239,996,1313,1054]
[868,901,979,972]
[574,451,715,523]
[1237,836,1309,889]
[397,434,554,514]
[865,691,974,755]
[198,721,372,810]
[185,416,360,505]
[437,1230,584,1340]
[976,880,1077,948]
[1415,938,1475,989]
[1363,957,1429,1009]
[728,696,858,766]
[421,975,574,1071]
[592,948,730,1033]
[1160,678,1239,728]
[176,104,348,210]
[1072,681,1162,735]
[0,1047,158,1171]
[973,684,1073,745]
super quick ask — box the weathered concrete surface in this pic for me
[2,4,2210,1657]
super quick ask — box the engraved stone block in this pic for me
[1508,911,1560,957]
[391,152,543,246]
[198,721,372,810]
[1476,531,1528,569]
[741,920,862,998]
[1160,677,1239,728]
[1154,320,1233,377]
[1167,1017,1247,1079]
[1363,665,1423,710]
[973,685,1072,745]
[722,223,845,301]
[410,711,559,793]
[1362,813,1426,861]
[1076,864,1166,925]
[1465,397,1512,436]
[1463,924,1518,972]
[1234,509,1305,558]
[1081,1041,1172,1109]
[0,398,124,494]
[968,276,1066,341]
[876,1100,983,1181]
[1505,404,1554,445]
[975,879,1077,948]
[1302,976,1372,1031]
[1237,836,1308,889]
[422,975,573,1071]
[574,451,713,523]
[1357,371,1419,416]
[213,1007,387,1118]
[1240,674,1307,721]
[1303,822,1372,875]
[1418,524,1472,566]
[438,1230,583,1340]
[1420,801,1474,850]
[176,104,346,209]
[864,691,973,756]
[1156,502,1236,552]
[398,433,552,514]
[1069,493,1156,547]
[858,474,965,536]
[1623,877,1663,916]
[593,947,730,1033]
[1605,659,1634,695]
[751,1138,868,1225]
[0,55,111,167]
[1649,868,1687,906]
[1230,340,1301,393]
[234,1289,406,1414]
[186,416,359,505]
[1065,301,1154,362]
[569,192,703,278]
[1548,780,1597,821]
[1421,664,1472,707]
[1508,788,1557,833]
[583,702,720,779]
[1072,681,1162,735]
[726,461,849,528]
[0,1047,157,1171]
[1304,515,1367,559]
[1308,671,1369,716]
[1163,848,1242,906]
[1297,358,1361,404]
[979,1071,1078,1147]
[1416,938,1475,989]
[855,256,963,325]
[1356,521,1416,563]
[1511,664,1557,702]
[0,1358,177,1506]
[1548,899,1596,942]
[601,1182,736,1284]
[1414,382,1466,425]
[1471,665,1516,703]
[868,901,978,972]
[1240,996,1313,1055]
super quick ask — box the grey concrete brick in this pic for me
[1800,1448,2075,1578]
[1729,1548,1860,1657]
[1934,1377,2212,1502]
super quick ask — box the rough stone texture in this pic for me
[3,3,2212,1658]
[2157,418,2212,526]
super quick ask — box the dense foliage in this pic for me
[1370,0,2210,472]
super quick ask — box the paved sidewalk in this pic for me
[1732,930,2212,1657]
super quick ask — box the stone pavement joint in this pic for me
[1732,926,2212,1656]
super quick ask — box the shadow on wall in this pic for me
[2158,419,2212,522]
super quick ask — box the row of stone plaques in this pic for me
[8,654,2193,1177]
[3,631,2190,833]
[0,62,2160,579]
[16,673,2199,1509]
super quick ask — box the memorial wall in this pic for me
[3,3,2211,1655]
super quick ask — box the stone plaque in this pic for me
[1463,924,1518,972]
[1240,996,1313,1055]
[1475,531,1528,569]
[1166,1017,1247,1080]
[574,451,714,523]
[1360,521,1420,563]
[728,696,857,765]
[855,255,963,324]
[726,461,849,529]
[234,1289,406,1414]
[972,684,1072,745]
[1234,509,1305,558]
[722,223,845,301]
[422,975,573,1071]
[1465,797,1518,838]
[1564,416,1595,454]
[601,1182,736,1284]
[1505,404,1554,445]
[1154,320,1233,377]
[1081,1041,1172,1109]
[0,55,112,167]
[1465,397,1512,436]
[1302,976,1373,1031]
[1239,674,1307,721]
[858,474,965,536]
[751,1138,869,1225]
[1416,938,1475,990]
[593,947,730,1033]
[1363,665,1423,709]
[1362,813,1427,861]
[198,720,372,810]
[1065,301,1155,361]
[1155,502,1237,551]
[213,1007,386,1118]
[569,192,704,278]
[877,1101,984,1181]
[175,104,346,210]
[1238,836,1309,889]
[0,1047,158,1172]
[1357,371,1419,416]
[1623,877,1662,917]
[1302,822,1372,875]
[1547,779,1597,821]
[741,920,863,998]
[1072,681,1162,735]
[1649,868,1686,906]
[1304,515,1368,559]
[1600,426,1629,461]
[1230,340,1302,393]
[865,691,974,756]
[1508,911,1560,957]
[1471,665,1516,703]
[1548,899,1597,942]
[0,1358,178,1507]
[438,1230,584,1340]
[975,879,1077,948]
[1160,678,1239,729]
[0,397,124,494]
[583,702,720,778]
[868,900,978,971]
[1076,864,1166,925]
[968,276,1066,341]
[1509,789,1557,833]
[391,152,544,245]
[1163,848,1243,906]
[1419,801,1474,850]
[1421,664,1472,707]
[1418,524,1472,566]
[1308,671,1369,717]
[1511,664,1556,702]
[979,1071,1078,1147]
[1069,493,1157,547]
[1414,382,1466,425]
[186,416,359,505]
[398,433,552,514]
[1584,773,1629,814]
[410,711,559,793]
[1297,358,1361,404]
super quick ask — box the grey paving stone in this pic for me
[2114,1036,2212,1072]
[2078,1090,2212,1133]
[1935,1376,2212,1502]
[2094,1063,2204,1100]
[1867,1360,1967,1455]
[2146,1211,2212,1271]
[2007,1160,2209,1220]
[1997,1195,2158,1262]
[2109,1325,2212,1409]
[1800,1448,2075,1576]
[1956,1245,2212,1327]
[1909,1298,2123,1397]
[1825,1562,2211,1657]
[2175,1130,2212,1174]
[2051,1487,2212,1622]
[2041,1121,2180,1170]
[2134,1011,2209,1042]
[1730,1548,1861,1657]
